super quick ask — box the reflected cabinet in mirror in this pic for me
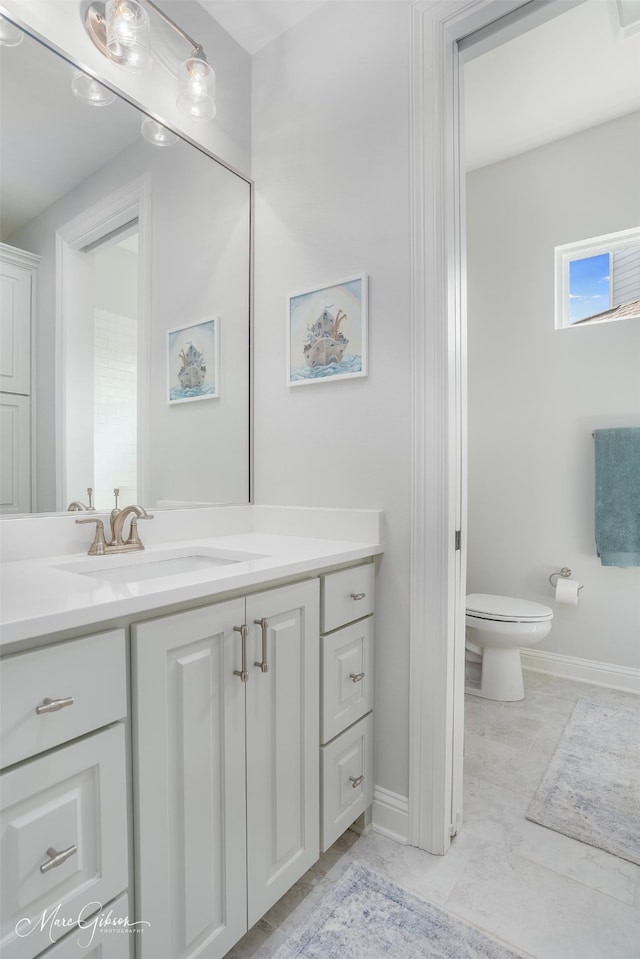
[0,22,250,514]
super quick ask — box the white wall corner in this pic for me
[371,786,410,845]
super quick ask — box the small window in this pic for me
[555,227,640,329]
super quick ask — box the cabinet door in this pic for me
[0,394,30,514]
[0,255,32,395]
[245,580,319,927]
[132,600,246,959]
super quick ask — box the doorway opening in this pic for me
[88,223,139,508]
[56,176,150,512]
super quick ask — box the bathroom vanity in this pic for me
[0,506,382,959]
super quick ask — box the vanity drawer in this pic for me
[42,893,133,959]
[321,618,373,745]
[38,892,133,959]
[0,629,126,769]
[321,563,374,633]
[0,724,128,959]
[320,712,373,853]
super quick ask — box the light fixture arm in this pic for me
[142,0,207,61]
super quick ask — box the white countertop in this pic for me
[0,531,383,647]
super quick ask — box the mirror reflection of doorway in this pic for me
[90,225,139,508]
[61,220,139,511]
[56,177,149,513]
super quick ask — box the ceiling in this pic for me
[464,0,640,169]
[197,0,327,55]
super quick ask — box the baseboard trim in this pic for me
[521,648,640,695]
[371,786,410,844]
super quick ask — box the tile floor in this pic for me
[226,671,640,959]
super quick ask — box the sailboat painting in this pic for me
[287,274,368,386]
[167,317,220,404]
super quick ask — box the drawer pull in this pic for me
[253,618,270,673]
[349,672,365,683]
[35,696,74,715]
[39,844,77,873]
[233,625,249,683]
[350,592,366,601]
[349,774,364,788]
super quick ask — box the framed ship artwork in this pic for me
[287,273,368,386]
[167,317,220,404]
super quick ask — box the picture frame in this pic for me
[287,273,368,386]
[167,317,220,404]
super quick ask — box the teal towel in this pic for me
[594,428,640,567]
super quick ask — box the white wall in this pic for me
[466,112,640,671]
[252,1,412,798]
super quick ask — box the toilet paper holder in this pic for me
[548,567,584,591]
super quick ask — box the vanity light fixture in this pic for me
[0,15,24,46]
[83,0,216,119]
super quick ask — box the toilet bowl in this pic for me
[465,593,553,701]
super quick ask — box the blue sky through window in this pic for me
[569,253,610,322]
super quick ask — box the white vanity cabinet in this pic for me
[0,630,130,959]
[320,562,375,851]
[131,578,320,959]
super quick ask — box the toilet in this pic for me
[465,593,553,701]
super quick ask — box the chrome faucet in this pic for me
[76,504,154,555]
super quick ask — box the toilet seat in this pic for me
[466,593,553,624]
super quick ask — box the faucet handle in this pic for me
[76,517,108,555]
[130,509,153,546]
[125,514,153,547]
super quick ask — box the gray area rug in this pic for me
[272,862,527,958]
[526,696,640,865]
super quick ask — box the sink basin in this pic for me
[55,546,266,585]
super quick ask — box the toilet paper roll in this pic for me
[555,577,580,605]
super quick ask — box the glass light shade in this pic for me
[141,117,178,147]
[0,16,24,46]
[176,56,216,120]
[71,70,117,107]
[105,0,151,73]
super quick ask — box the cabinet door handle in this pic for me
[35,696,74,715]
[350,592,366,601]
[349,774,364,788]
[349,672,365,683]
[39,844,77,873]
[233,625,249,683]
[253,618,270,673]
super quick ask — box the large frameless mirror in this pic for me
[0,21,250,514]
